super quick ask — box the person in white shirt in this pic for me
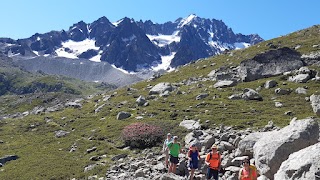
[163,133,173,168]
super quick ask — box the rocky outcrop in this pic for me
[253,118,319,179]
[274,142,320,180]
[238,47,303,82]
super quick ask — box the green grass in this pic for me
[0,25,319,179]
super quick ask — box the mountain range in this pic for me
[0,14,263,84]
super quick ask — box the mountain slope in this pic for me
[0,25,318,179]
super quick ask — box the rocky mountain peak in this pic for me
[1,15,264,73]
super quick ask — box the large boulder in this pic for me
[254,118,319,179]
[310,94,320,115]
[149,83,173,95]
[238,47,303,82]
[274,142,320,180]
[235,132,265,157]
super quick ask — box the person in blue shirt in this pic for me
[187,144,201,180]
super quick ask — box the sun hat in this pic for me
[173,136,178,139]
[167,133,171,136]
[211,144,218,149]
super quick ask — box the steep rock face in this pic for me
[100,17,161,71]
[68,21,90,41]
[238,47,304,82]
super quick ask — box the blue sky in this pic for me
[1,0,319,40]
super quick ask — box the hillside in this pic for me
[0,25,319,179]
[0,54,116,116]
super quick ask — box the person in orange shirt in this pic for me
[238,158,257,180]
[205,144,221,180]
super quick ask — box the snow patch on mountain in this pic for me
[147,31,180,47]
[33,51,39,56]
[234,42,251,49]
[178,14,197,27]
[152,52,176,71]
[55,39,99,59]
[112,19,124,27]
[208,41,230,52]
[111,64,136,75]
[90,51,103,62]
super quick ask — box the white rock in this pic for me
[295,87,307,94]
[213,80,237,88]
[149,82,173,95]
[274,142,320,180]
[254,118,319,179]
[288,74,310,83]
[179,120,200,130]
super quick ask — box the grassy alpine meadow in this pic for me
[0,25,319,179]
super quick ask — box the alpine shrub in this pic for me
[122,122,163,148]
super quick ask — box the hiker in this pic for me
[187,144,201,180]
[205,144,221,180]
[238,158,257,180]
[167,136,184,174]
[163,133,173,168]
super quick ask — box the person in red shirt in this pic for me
[238,158,257,180]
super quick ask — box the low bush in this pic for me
[122,122,163,148]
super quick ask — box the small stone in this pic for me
[87,147,97,154]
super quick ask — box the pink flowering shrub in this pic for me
[122,122,163,148]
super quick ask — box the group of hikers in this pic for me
[163,133,258,180]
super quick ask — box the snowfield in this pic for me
[55,39,100,59]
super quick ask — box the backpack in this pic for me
[209,152,221,161]
[207,152,221,169]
